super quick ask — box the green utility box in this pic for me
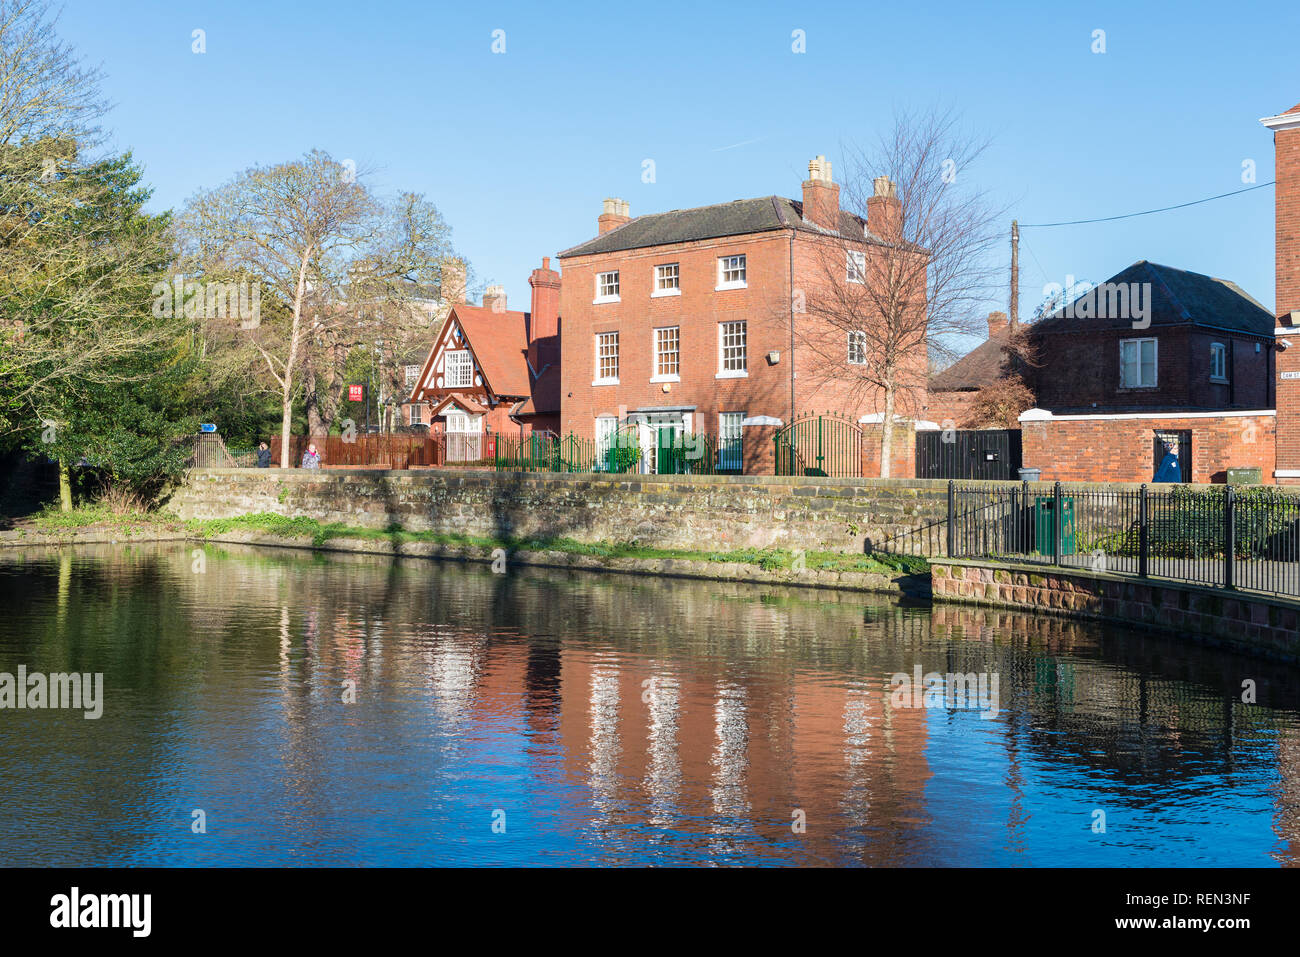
[1035,496,1076,556]
[1226,467,1263,486]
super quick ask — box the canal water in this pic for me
[1,542,1297,867]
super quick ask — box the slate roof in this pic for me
[929,327,1014,392]
[557,196,883,258]
[1032,260,1274,337]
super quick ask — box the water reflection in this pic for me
[0,543,1298,867]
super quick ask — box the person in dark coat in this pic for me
[256,442,272,468]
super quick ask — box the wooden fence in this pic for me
[270,433,446,470]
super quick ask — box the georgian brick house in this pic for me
[405,260,561,456]
[555,156,928,476]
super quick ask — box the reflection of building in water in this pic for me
[1275,729,1300,866]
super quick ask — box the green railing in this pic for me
[493,431,743,475]
[774,412,864,477]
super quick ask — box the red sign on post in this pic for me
[348,384,364,402]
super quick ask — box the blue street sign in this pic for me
[199,424,217,433]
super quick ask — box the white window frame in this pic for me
[594,270,620,304]
[652,263,681,297]
[1210,342,1228,382]
[716,255,747,290]
[651,326,681,382]
[594,331,620,385]
[847,330,867,365]
[445,349,473,388]
[404,365,420,389]
[846,250,866,283]
[446,410,480,433]
[1119,337,1158,389]
[596,415,618,455]
[409,404,423,425]
[717,320,748,378]
[719,411,744,442]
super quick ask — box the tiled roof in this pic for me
[450,303,532,397]
[1032,260,1273,337]
[929,328,1015,392]
[429,393,489,416]
[557,196,882,258]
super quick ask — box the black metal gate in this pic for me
[775,412,864,477]
[915,429,1022,481]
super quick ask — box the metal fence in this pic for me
[869,481,1300,600]
[493,431,743,475]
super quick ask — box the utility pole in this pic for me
[1009,220,1020,332]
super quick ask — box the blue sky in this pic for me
[57,0,1296,343]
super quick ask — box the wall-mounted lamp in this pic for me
[766,351,780,366]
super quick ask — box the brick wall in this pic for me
[1020,410,1276,483]
[173,469,952,554]
[1271,109,1300,482]
[924,390,980,429]
[1031,326,1273,412]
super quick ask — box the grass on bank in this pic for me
[23,502,183,534]
[186,512,928,576]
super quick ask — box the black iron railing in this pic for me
[870,480,1300,599]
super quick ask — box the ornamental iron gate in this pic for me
[774,412,864,477]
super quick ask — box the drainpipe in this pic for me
[789,228,796,423]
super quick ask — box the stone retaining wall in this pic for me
[172,468,951,553]
[931,558,1300,661]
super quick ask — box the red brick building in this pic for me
[926,311,1017,427]
[555,157,928,475]
[405,260,561,457]
[1263,101,1300,484]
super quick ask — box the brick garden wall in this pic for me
[173,469,951,553]
[932,559,1300,661]
[1021,411,1276,483]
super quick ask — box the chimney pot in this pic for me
[598,197,632,235]
[801,155,840,231]
[873,176,897,199]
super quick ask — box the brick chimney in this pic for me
[866,175,902,240]
[528,256,561,370]
[986,311,1008,338]
[482,284,507,313]
[1262,102,1300,484]
[598,198,631,235]
[1264,104,1300,324]
[801,155,840,231]
[441,257,467,306]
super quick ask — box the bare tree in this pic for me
[0,0,106,146]
[177,151,455,465]
[797,107,1004,476]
